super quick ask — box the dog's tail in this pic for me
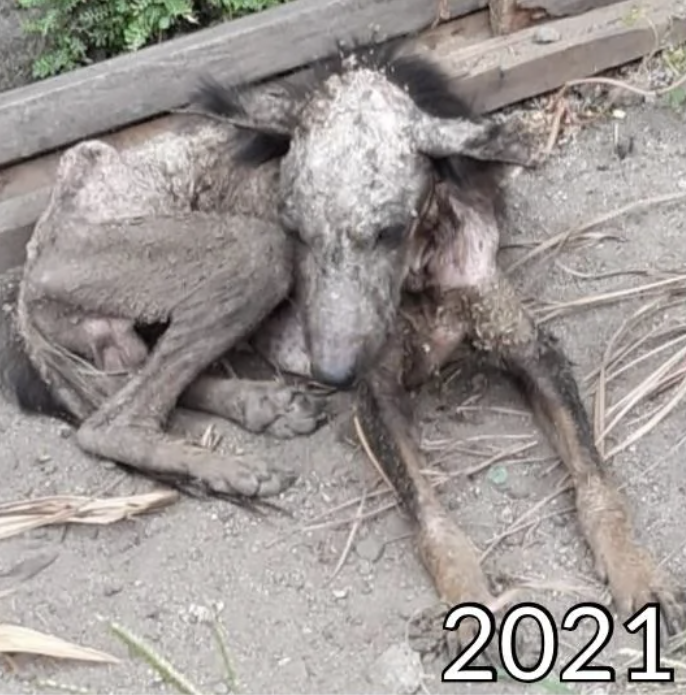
[0,268,73,421]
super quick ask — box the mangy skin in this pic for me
[0,44,682,651]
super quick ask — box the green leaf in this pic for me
[667,87,686,111]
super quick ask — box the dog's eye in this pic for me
[376,224,406,249]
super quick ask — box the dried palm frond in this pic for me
[0,624,119,664]
[0,490,179,541]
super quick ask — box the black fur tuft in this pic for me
[0,268,75,424]
[191,76,292,166]
[192,75,249,121]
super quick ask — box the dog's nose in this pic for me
[311,362,357,390]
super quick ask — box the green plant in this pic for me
[661,43,686,113]
[16,0,288,79]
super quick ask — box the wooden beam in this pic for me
[0,0,488,170]
[2,0,685,271]
[0,226,32,274]
[488,0,625,35]
[431,0,686,113]
[446,0,489,16]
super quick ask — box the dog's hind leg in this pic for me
[21,211,299,500]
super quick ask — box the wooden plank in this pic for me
[0,0,484,169]
[416,8,492,51]
[517,0,624,16]
[488,0,624,34]
[2,0,685,271]
[0,226,31,273]
[446,0,489,16]
[433,0,686,113]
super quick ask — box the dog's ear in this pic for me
[191,77,302,138]
[411,111,537,169]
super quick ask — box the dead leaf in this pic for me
[0,624,119,664]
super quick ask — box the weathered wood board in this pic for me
[437,0,686,114]
[1,0,685,272]
[0,0,486,169]
[489,0,624,34]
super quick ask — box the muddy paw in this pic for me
[77,421,299,500]
[408,600,540,671]
[243,385,328,438]
[601,545,686,637]
[197,453,298,498]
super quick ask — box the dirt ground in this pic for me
[2,83,686,695]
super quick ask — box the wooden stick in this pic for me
[488,0,625,35]
[434,0,686,114]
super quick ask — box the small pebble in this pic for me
[278,656,309,683]
[488,465,508,487]
[355,536,384,563]
[533,26,561,44]
[368,642,424,695]
[188,603,213,623]
[103,583,123,597]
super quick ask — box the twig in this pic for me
[326,491,367,584]
[541,98,568,159]
[480,477,572,562]
[506,193,686,274]
[210,619,239,694]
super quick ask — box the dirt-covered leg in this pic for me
[466,273,685,631]
[77,292,297,498]
[17,284,325,442]
[355,322,500,657]
[76,317,296,497]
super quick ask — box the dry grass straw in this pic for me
[505,192,686,276]
[543,278,686,461]
[0,625,119,665]
[0,490,178,668]
[109,622,203,695]
[524,273,686,459]
[265,435,545,559]
[0,489,179,541]
[110,617,240,695]
[504,175,686,462]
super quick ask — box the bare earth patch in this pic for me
[1,98,686,694]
